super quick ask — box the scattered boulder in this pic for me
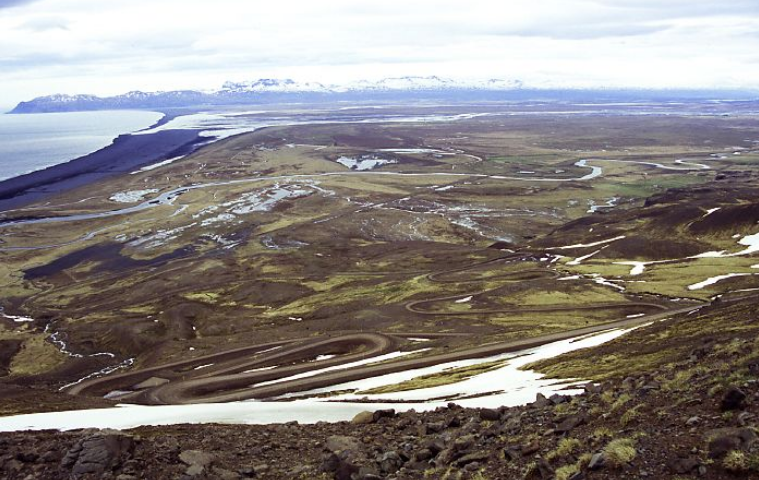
[521,440,540,456]
[15,452,38,463]
[373,409,396,422]
[720,386,747,411]
[532,393,552,408]
[446,416,461,429]
[737,411,754,426]
[351,411,375,425]
[179,450,215,478]
[452,434,476,452]
[452,450,489,468]
[588,452,606,470]
[413,448,434,462]
[549,394,570,405]
[357,465,381,479]
[420,421,445,435]
[61,431,134,477]
[525,457,554,479]
[351,409,395,425]
[685,416,701,427]
[115,475,138,480]
[434,448,456,466]
[503,446,521,462]
[319,452,360,480]
[584,383,602,394]
[502,415,521,434]
[555,414,586,434]
[378,451,403,474]
[622,377,636,390]
[479,408,500,421]
[213,467,241,480]
[707,428,758,458]
[238,466,256,478]
[179,450,215,469]
[666,455,701,474]
[322,436,366,480]
[325,435,363,455]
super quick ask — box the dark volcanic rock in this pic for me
[707,428,758,458]
[377,451,403,474]
[504,446,521,462]
[61,431,134,476]
[667,455,701,474]
[549,393,570,405]
[720,386,747,411]
[525,457,554,479]
[453,450,490,467]
[373,409,396,421]
[588,452,606,470]
[532,393,552,408]
[325,435,363,455]
[479,408,500,421]
[521,440,541,456]
[555,414,586,434]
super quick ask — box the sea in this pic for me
[0,110,164,182]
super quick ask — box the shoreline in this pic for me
[0,126,203,212]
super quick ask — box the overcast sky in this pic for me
[1,0,759,108]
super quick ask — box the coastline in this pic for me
[0,126,202,212]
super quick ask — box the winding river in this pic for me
[0,158,633,229]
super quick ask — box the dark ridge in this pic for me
[23,243,194,280]
[689,201,759,235]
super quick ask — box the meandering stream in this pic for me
[2,155,698,229]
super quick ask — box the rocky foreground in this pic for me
[1,333,758,480]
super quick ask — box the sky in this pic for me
[1,0,759,108]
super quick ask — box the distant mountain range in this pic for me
[219,76,524,93]
[9,76,758,113]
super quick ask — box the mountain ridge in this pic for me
[9,76,758,113]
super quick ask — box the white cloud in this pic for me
[1,0,758,107]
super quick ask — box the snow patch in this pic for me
[0,311,34,323]
[336,156,397,171]
[550,235,626,250]
[567,248,604,266]
[109,189,158,203]
[688,273,756,291]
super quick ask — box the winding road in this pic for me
[65,303,699,405]
[2,141,719,405]
[64,251,702,405]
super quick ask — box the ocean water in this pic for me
[0,110,163,182]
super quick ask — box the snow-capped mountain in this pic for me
[220,79,333,93]
[9,77,752,113]
[342,76,523,91]
[10,77,528,113]
[217,76,524,93]
[36,93,101,104]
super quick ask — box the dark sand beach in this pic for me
[0,129,202,212]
